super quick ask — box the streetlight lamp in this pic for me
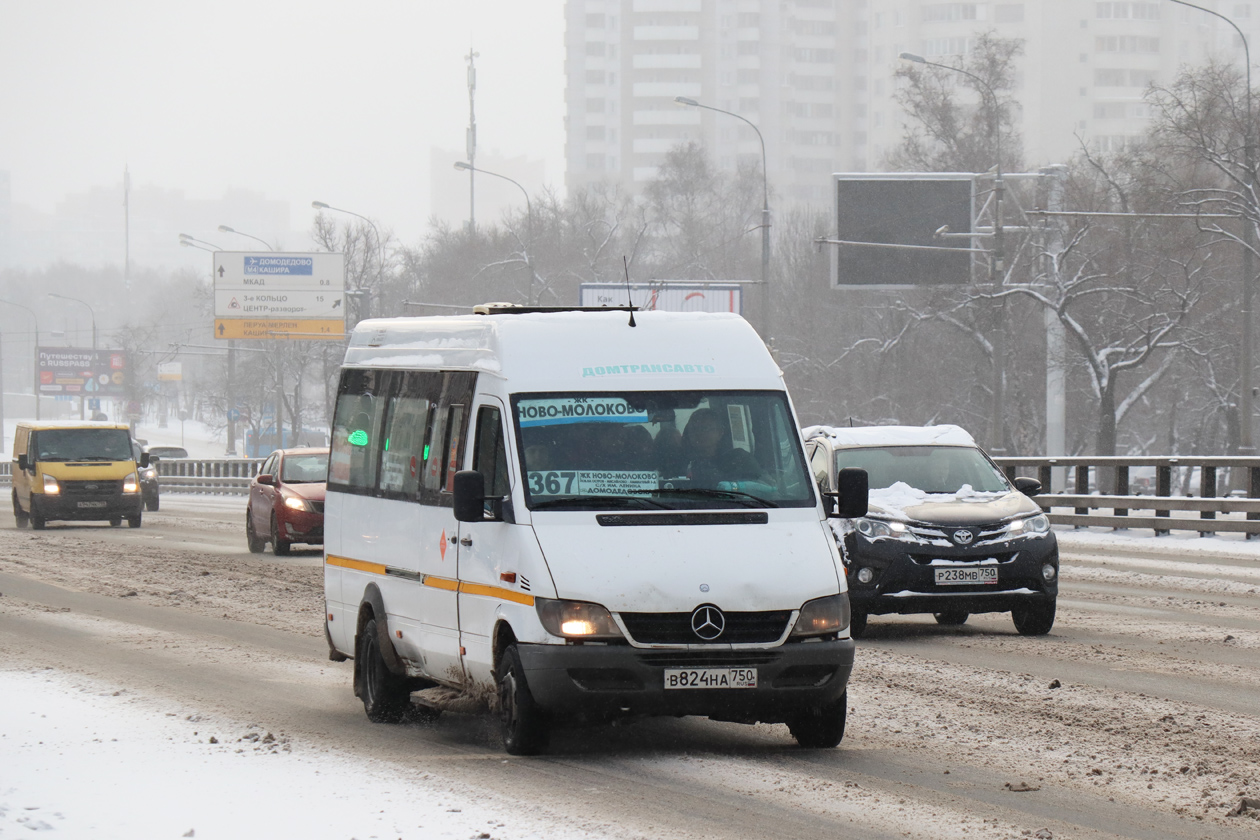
[217,225,275,251]
[178,233,223,252]
[311,201,383,324]
[454,161,537,304]
[1166,0,1255,456]
[674,96,771,342]
[0,298,41,420]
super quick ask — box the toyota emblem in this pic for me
[953,528,975,546]
[690,605,726,640]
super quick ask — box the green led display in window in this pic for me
[385,438,390,451]
[423,444,430,460]
[348,429,369,447]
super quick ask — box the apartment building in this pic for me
[566,1,1255,204]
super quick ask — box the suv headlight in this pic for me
[283,495,315,512]
[123,473,140,494]
[42,474,61,494]
[791,593,851,638]
[535,599,625,640]
[141,467,157,480]
[1007,514,1050,536]
[855,517,907,539]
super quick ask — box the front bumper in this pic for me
[845,533,1058,616]
[31,493,143,521]
[280,509,324,544]
[517,638,855,723]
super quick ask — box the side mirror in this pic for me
[1014,476,1042,497]
[453,470,486,522]
[140,452,151,468]
[256,474,275,486]
[828,468,869,518]
[17,454,29,472]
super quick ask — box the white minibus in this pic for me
[323,305,867,754]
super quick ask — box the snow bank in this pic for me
[802,424,977,448]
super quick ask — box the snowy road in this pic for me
[1,499,1258,839]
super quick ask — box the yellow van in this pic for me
[11,421,148,530]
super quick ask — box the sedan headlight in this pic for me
[535,598,625,640]
[283,495,315,512]
[855,517,907,539]
[791,593,851,638]
[123,473,140,494]
[1007,514,1050,536]
[42,474,61,494]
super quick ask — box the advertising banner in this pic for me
[38,348,127,396]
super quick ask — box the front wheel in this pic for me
[127,512,142,528]
[109,517,122,527]
[355,617,412,723]
[497,644,550,755]
[788,691,848,748]
[1012,600,1056,636]
[245,508,266,553]
[934,610,970,626]
[271,514,291,556]
[848,608,868,640]
[12,493,29,529]
[31,513,46,530]
[146,495,159,512]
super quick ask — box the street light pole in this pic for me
[311,201,383,325]
[674,96,771,344]
[455,161,536,304]
[1167,0,1255,455]
[217,225,275,251]
[47,293,97,421]
[0,299,41,420]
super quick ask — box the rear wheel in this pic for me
[12,493,29,529]
[1012,600,1056,636]
[271,514,291,556]
[934,610,970,626]
[245,508,266,553]
[497,644,549,755]
[848,608,868,639]
[355,617,411,723]
[789,691,848,748]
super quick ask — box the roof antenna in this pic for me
[849,417,854,427]
[623,256,637,327]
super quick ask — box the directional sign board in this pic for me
[213,252,346,340]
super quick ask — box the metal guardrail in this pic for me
[0,459,263,497]
[995,456,1260,537]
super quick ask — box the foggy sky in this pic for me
[0,0,566,245]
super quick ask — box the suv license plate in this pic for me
[935,567,998,585]
[664,668,757,689]
[77,501,107,509]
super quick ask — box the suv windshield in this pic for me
[33,428,133,462]
[282,453,329,483]
[513,390,814,510]
[834,445,1010,494]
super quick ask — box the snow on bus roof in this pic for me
[802,424,977,448]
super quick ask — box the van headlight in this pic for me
[1007,514,1050,536]
[123,473,140,494]
[791,593,850,638]
[535,599,625,640]
[855,518,907,539]
[42,474,61,494]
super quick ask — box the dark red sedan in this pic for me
[246,447,328,555]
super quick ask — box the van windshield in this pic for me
[512,390,815,510]
[33,429,134,462]
[834,445,1010,494]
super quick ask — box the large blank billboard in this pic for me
[832,175,975,288]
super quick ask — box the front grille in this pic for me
[619,610,792,645]
[309,501,325,513]
[635,651,779,667]
[904,522,1007,543]
[909,550,1018,565]
[61,480,123,496]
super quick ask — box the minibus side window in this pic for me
[473,406,510,501]
[329,369,390,494]
[419,372,476,505]
[379,370,440,500]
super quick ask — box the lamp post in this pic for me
[0,299,41,420]
[311,201,383,325]
[46,293,96,420]
[673,96,772,343]
[1167,0,1255,456]
[178,233,223,252]
[455,161,536,304]
[217,225,275,251]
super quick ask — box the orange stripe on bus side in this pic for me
[325,555,387,576]
[422,576,459,592]
[326,560,533,606]
[459,581,535,606]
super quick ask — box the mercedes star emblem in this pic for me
[953,528,975,546]
[691,605,725,640]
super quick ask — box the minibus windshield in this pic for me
[834,445,1010,495]
[512,391,815,510]
[32,428,133,462]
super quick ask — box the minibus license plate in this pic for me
[664,668,757,689]
[934,567,998,585]
[77,501,107,509]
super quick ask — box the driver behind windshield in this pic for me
[682,408,765,488]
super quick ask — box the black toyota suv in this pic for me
[804,425,1058,638]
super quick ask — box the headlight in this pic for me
[42,474,60,494]
[141,468,157,480]
[283,495,315,512]
[1007,514,1050,535]
[791,593,851,638]
[535,599,625,640]
[123,473,140,493]
[855,517,907,539]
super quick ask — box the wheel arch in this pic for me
[491,619,519,678]
[354,583,406,677]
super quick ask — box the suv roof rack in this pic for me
[472,303,638,315]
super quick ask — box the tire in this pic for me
[1012,599,1056,636]
[13,493,29,529]
[31,512,46,530]
[789,690,848,748]
[127,512,142,528]
[109,517,122,527]
[848,608,868,640]
[271,514,291,556]
[497,644,549,755]
[146,494,159,512]
[934,610,970,626]
[355,617,412,723]
[246,508,266,553]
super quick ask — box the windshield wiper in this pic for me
[629,488,778,508]
[530,495,668,511]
